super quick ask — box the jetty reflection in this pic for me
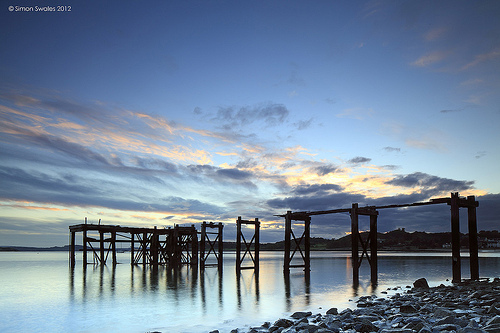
[69,260,320,315]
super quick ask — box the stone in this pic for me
[434,308,454,318]
[274,318,294,328]
[326,308,338,315]
[413,278,430,289]
[485,315,500,326]
[432,323,460,332]
[400,304,417,313]
[458,328,487,333]
[291,311,312,319]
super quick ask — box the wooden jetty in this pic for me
[278,192,480,284]
[69,222,198,267]
[69,192,481,284]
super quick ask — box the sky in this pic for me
[1,0,499,247]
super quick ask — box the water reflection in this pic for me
[236,270,260,310]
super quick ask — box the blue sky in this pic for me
[1,0,499,246]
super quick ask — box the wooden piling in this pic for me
[236,217,260,273]
[283,212,292,274]
[351,203,359,285]
[467,195,479,280]
[450,192,461,283]
[369,214,378,285]
[70,231,76,267]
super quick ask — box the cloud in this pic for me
[348,156,372,165]
[385,172,475,195]
[461,47,500,71]
[337,107,374,120]
[411,51,447,67]
[383,147,401,153]
[475,151,486,159]
[212,103,289,130]
[311,163,339,176]
[293,118,313,130]
[424,26,448,41]
[440,109,462,113]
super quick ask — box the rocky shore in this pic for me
[216,278,500,333]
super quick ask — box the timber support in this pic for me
[200,222,224,271]
[278,191,480,284]
[236,217,260,274]
[283,211,311,275]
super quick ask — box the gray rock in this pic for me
[458,327,487,333]
[414,278,430,289]
[291,311,312,319]
[434,308,454,318]
[326,308,338,315]
[400,304,417,313]
[431,323,460,332]
[485,315,500,326]
[274,318,294,328]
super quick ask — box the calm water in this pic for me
[1,251,499,333]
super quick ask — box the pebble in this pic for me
[229,278,500,333]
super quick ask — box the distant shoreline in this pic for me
[1,246,498,253]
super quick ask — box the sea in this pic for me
[1,251,499,333]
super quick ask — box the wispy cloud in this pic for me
[461,47,500,71]
[411,50,447,67]
[336,107,374,120]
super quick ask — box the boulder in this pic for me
[291,311,312,319]
[326,308,338,315]
[274,318,294,328]
[413,278,430,289]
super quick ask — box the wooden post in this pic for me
[467,195,479,280]
[142,231,147,266]
[236,217,242,273]
[83,228,87,265]
[151,226,158,266]
[70,231,76,267]
[100,230,105,265]
[370,214,378,285]
[283,211,292,274]
[255,218,260,275]
[131,233,135,265]
[200,222,206,270]
[450,192,461,283]
[218,222,224,272]
[304,216,311,272]
[111,231,117,265]
[191,225,198,267]
[351,203,359,285]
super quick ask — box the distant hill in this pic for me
[1,229,498,251]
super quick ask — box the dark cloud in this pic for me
[386,172,475,195]
[186,164,256,188]
[213,103,289,130]
[216,168,252,180]
[383,147,401,153]
[382,165,399,170]
[267,192,366,212]
[291,184,343,196]
[310,163,338,176]
[294,118,313,130]
[348,156,372,164]
[475,151,486,159]
[440,109,462,113]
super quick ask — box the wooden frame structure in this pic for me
[200,221,224,271]
[236,217,260,274]
[69,223,199,267]
[283,211,311,274]
[280,192,479,284]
